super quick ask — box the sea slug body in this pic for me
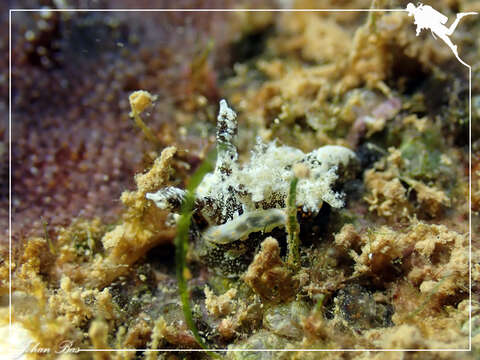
[203,209,287,245]
[146,99,358,275]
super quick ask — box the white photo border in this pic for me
[8,5,473,354]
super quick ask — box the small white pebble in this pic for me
[25,30,36,41]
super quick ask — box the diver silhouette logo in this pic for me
[406,2,477,67]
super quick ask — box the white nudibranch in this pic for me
[146,99,358,274]
[147,99,357,222]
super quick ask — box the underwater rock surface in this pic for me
[3,0,478,358]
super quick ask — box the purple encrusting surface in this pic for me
[5,0,272,245]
